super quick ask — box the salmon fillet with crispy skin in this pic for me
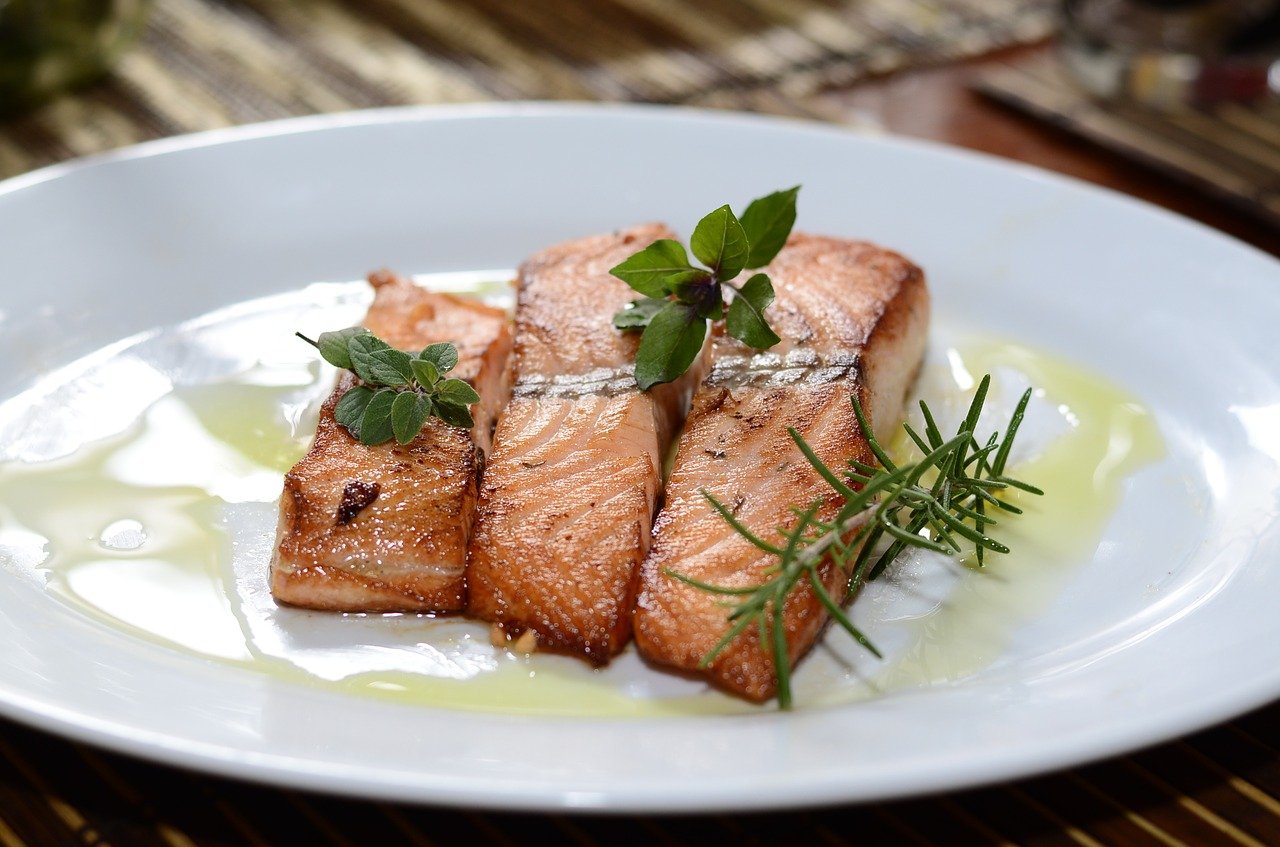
[467,224,708,664]
[271,270,513,612]
[633,235,929,701]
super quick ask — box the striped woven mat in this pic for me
[7,708,1280,845]
[0,0,1058,178]
[976,51,1280,228]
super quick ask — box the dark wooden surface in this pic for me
[2,1,1279,843]
[826,44,1280,256]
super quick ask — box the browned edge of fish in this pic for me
[271,270,514,612]
[632,235,930,701]
[466,224,708,665]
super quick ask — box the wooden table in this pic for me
[828,44,1280,257]
[3,12,1280,844]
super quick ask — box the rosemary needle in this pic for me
[669,374,1044,708]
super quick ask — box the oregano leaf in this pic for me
[375,348,416,386]
[358,388,397,445]
[333,385,375,437]
[299,332,476,444]
[313,327,371,370]
[434,401,474,429]
[419,342,459,374]
[435,378,481,407]
[391,391,433,445]
[347,334,394,383]
[412,358,440,388]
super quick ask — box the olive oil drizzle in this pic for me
[0,279,1163,717]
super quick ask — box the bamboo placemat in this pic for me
[6,707,1280,846]
[0,0,1059,178]
[975,51,1280,227]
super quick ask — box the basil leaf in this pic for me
[672,277,724,320]
[411,358,440,388]
[434,400,475,429]
[612,297,667,331]
[610,239,707,298]
[690,205,749,282]
[334,385,375,437]
[391,390,432,445]
[358,388,397,445]
[726,273,781,350]
[419,342,459,374]
[314,327,371,370]
[634,302,707,390]
[436,378,481,408]
[351,341,414,386]
[739,186,799,269]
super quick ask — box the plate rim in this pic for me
[3,100,1277,270]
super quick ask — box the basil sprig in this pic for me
[611,187,798,390]
[297,329,479,445]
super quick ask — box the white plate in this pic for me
[1,104,1278,812]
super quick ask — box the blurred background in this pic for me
[2,0,1277,235]
[2,2,1280,845]
[0,0,1060,154]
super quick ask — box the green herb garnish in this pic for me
[297,329,479,445]
[671,375,1043,708]
[611,187,799,390]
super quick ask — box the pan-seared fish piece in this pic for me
[271,271,513,612]
[467,225,707,664]
[633,235,929,701]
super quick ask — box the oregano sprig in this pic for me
[611,187,799,390]
[297,329,479,446]
[669,376,1044,708]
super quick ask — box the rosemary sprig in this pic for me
[669,375,1043,708]
[297,328,479,445]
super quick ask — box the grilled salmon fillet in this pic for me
[633,235,929,701]
[467,224,707,664]
[271,270,513,612]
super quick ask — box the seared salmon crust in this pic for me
[271,271,513,612]
[633,235,929,700]
[273,231,929,703]
[466,224,708,664]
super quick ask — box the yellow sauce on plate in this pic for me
[824,341,1165,702]
[0,283,1164,717]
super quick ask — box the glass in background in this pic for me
[1062,0,1280,108]
[0,0,151,117]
